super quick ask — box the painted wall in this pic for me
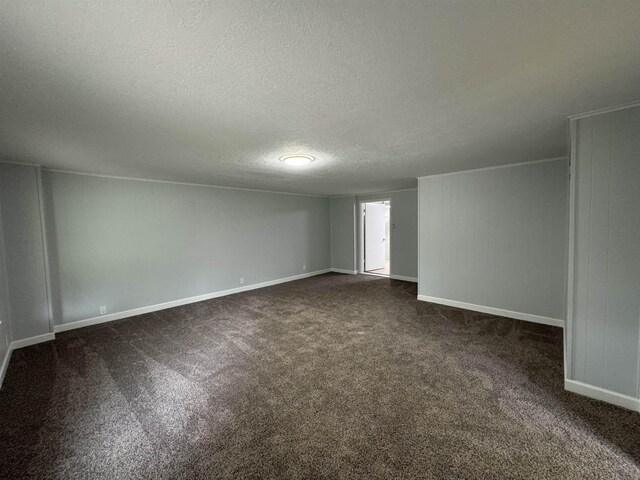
[42,171,331,326]
[358,189,418,280]
[0,164,51,341]
[330,189,418,280]
[418,159,568,323]
[568,106,640,401]
[0,195,12,370]
[330,196,356,272]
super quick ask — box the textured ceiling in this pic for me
[1,1,639,195]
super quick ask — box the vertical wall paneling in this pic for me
[330,196,357,272]
[36,167,54,333]
[418,158,569,325]
[0,192,12,372]
[0,164,51,341]
[43,171,331,327]
[330,189,418,279]
[567,104,640,407]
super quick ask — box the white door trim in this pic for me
[358,198,391,275]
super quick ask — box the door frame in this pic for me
[358,198,391,276]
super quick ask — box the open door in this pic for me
[364,203,386,272]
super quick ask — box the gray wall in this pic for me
[0,164,51,341]
[0,196,12,366]
[418,159,568,321]
[568,106,640,399]
[43,171,331,326]
[358,189,418,280]
[330,196,356,272]
[330,189,418,279]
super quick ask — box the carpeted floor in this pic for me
[0,273,639,479]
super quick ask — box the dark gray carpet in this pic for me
[1,273,638,479]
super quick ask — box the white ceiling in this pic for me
[1,1,639,196]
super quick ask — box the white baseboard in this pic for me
[11,332,55,349]
[330,268,358,275]
[390,275,418,283]
[0,345,11,390]
[54,269,331,333]
[3,270,333,388]
[565,379,640,412]
[0,332,56,389]
[417,295,564,328]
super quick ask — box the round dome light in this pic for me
[279,154,315,166]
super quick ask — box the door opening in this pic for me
[363,200,390,276]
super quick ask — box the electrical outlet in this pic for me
[99,305,107,315]
[240,277,245,284]
[302,264,307,271]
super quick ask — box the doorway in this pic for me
[362,200,390,276]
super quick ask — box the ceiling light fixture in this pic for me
[279,154,315,166]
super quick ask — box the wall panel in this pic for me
[0,164,51,341]
[569,105,640,400]
[43,171,331,326]
[330,196,356,272]
[418,158,569,324]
